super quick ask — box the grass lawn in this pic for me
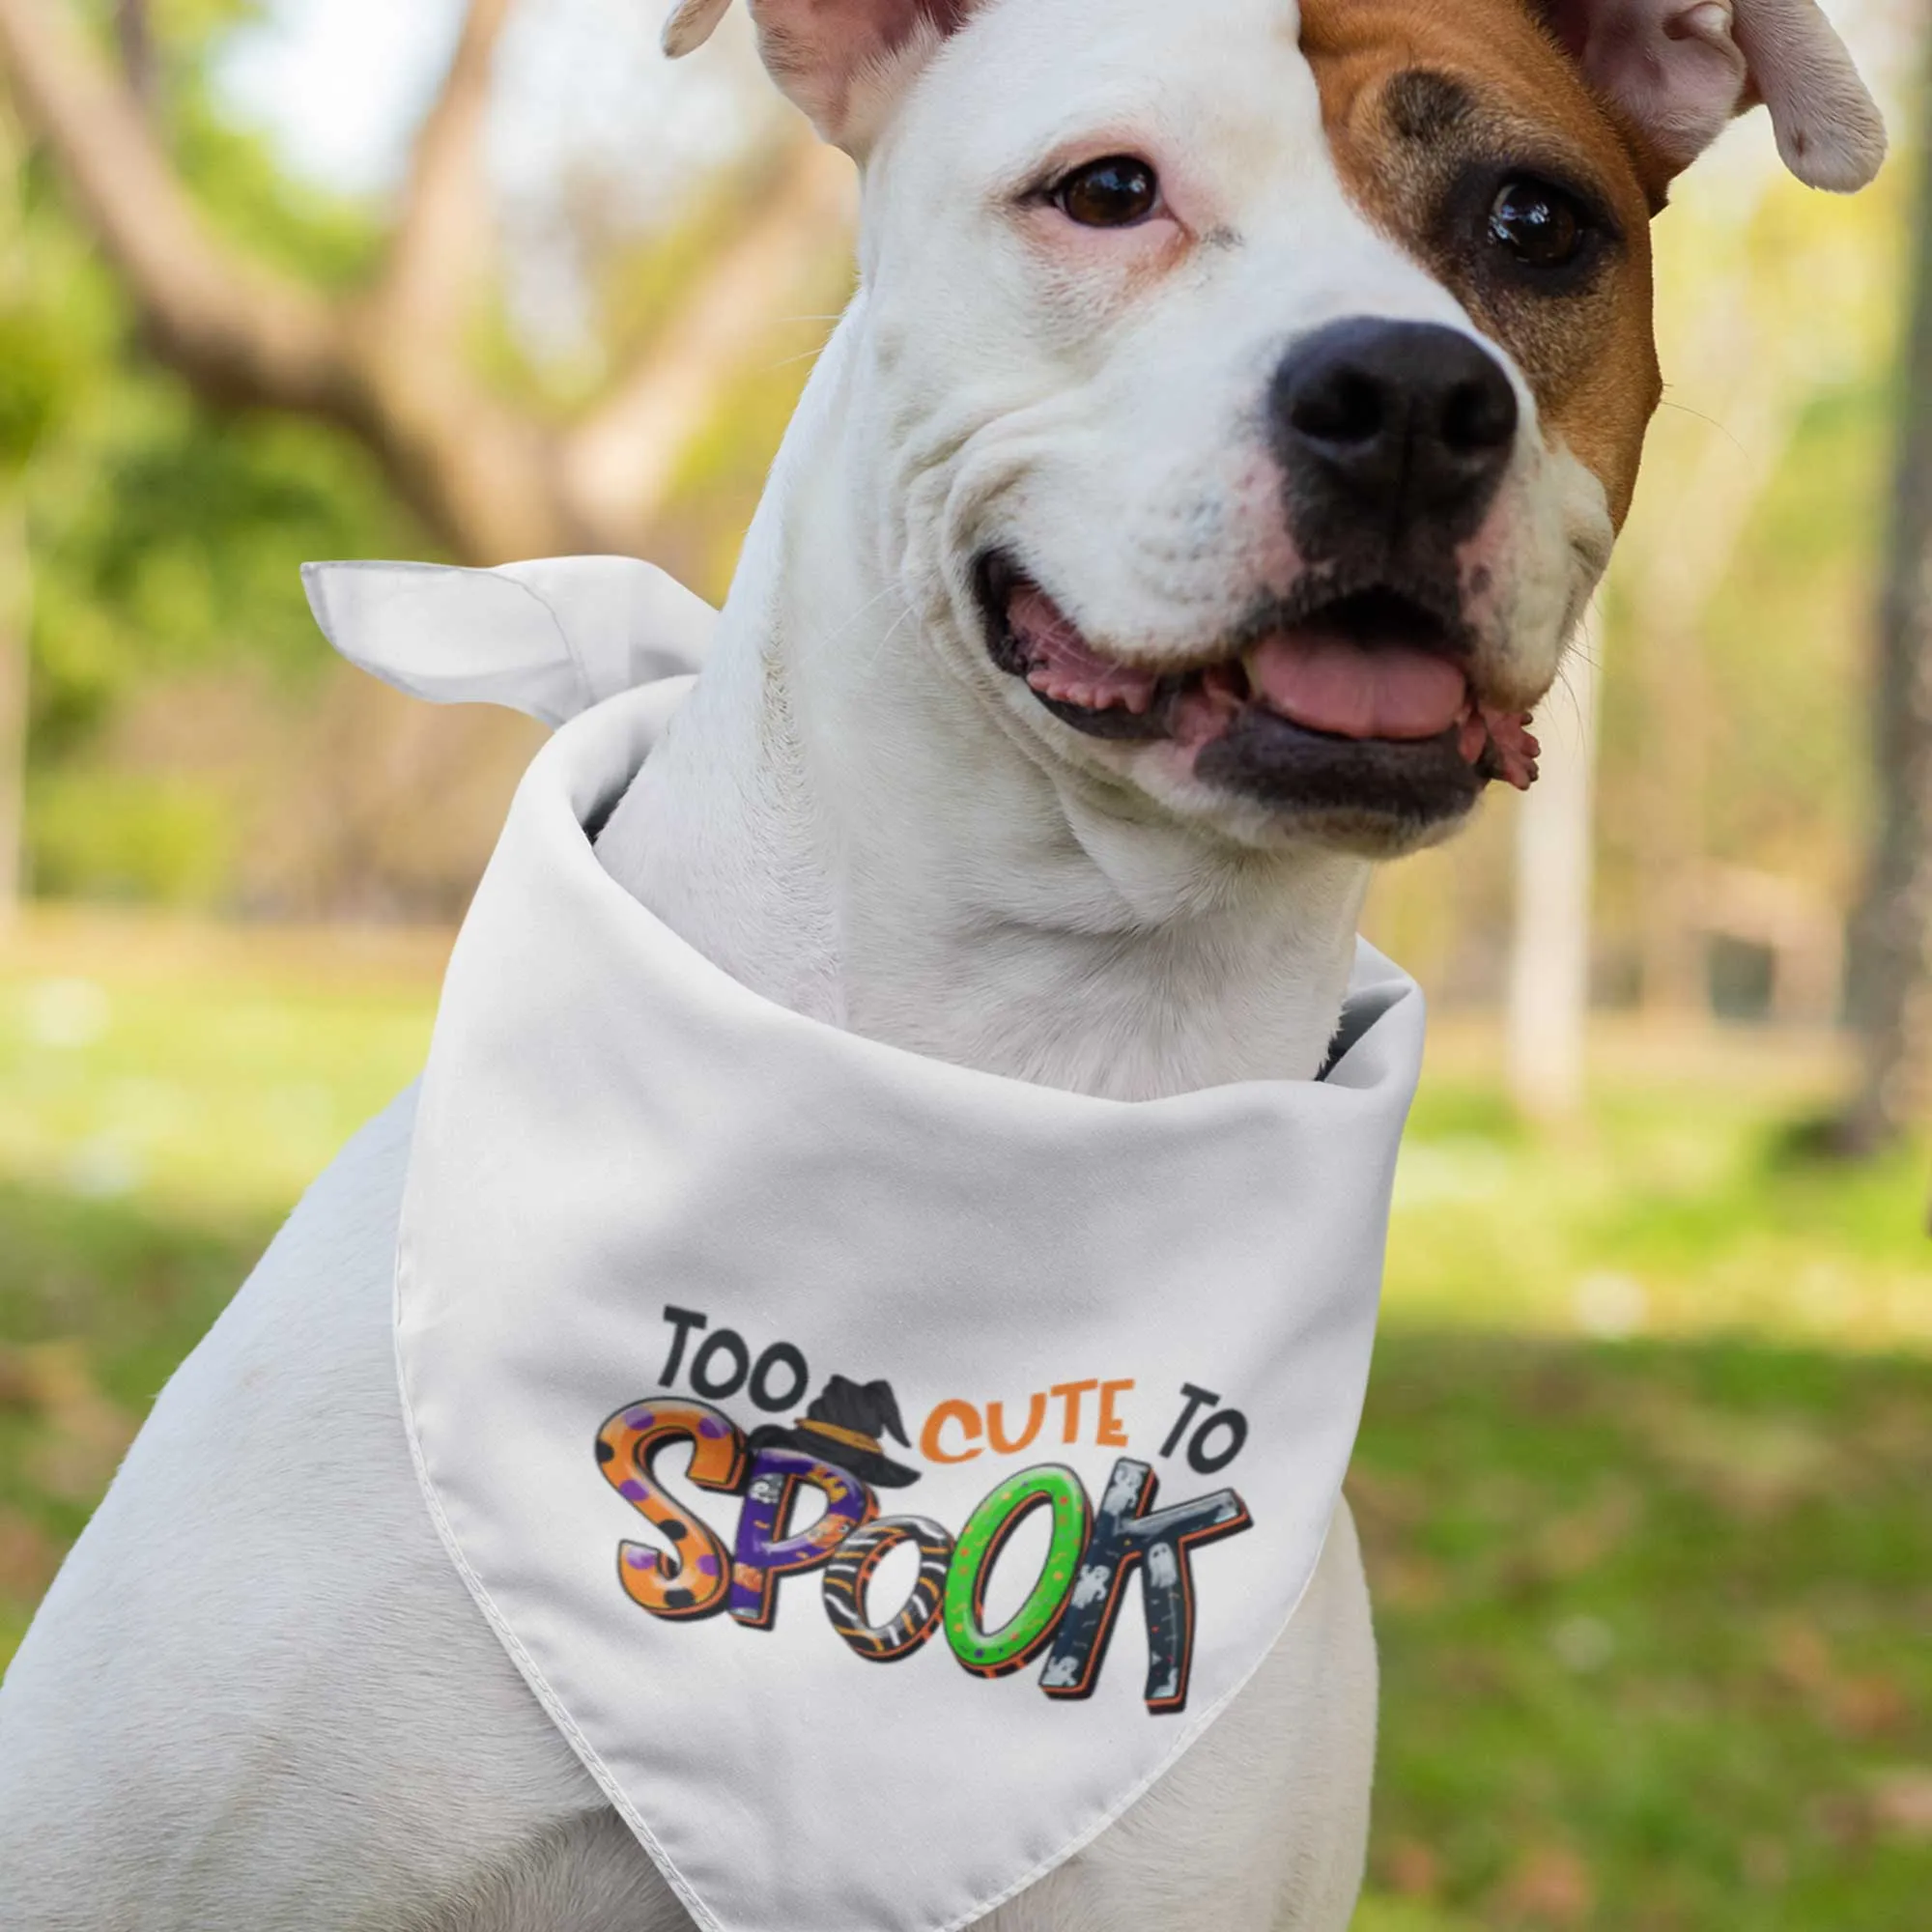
[2,911,1927,1929]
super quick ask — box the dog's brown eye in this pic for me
[1055,156,1160,228]
[1488,179,1585,270]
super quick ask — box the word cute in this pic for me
[594,1396,1255,1716]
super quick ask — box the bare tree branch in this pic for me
[0,0,579,559]
[564,137,853,545]
[114,0,156,108]
[375,0,513,353]
[0,0,855,566]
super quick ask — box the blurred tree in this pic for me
[1504,633,1600,1122]
[1503,142,1906,1118]
[0,43,421,912]
[112,0,153,109]
[1841,95,1932,1152]
[1507,190,1821,1118]
[1623,308,1802,1020]
[0,0,850,565]
[0,0,856,917]
[0,99,63,924]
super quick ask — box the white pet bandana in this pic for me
[310,558,1425,1932]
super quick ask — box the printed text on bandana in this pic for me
[593,1305,1256,1714]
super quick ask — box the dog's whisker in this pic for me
[852,602,918,678]
[796,582,914,673]
[761,345,835,374]
[1654,398,1748,454]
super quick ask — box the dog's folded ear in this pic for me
[663,0,974,153]
[1535,0,1886,191]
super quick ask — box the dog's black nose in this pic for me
[1272,319,1519,530]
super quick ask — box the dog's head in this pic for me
[666,0,1882,858]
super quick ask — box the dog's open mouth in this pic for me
[978,554,1539,821]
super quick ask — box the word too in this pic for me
[656,1304,810,1413]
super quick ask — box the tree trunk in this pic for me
[1506,640,1603,1121]
[1840,105,1932,1152]
[1634,605,1709,1017]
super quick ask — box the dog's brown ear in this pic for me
[663,0,973,154]
[1536,0,1886,191]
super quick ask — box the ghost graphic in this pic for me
[1070,1564,1112,1610]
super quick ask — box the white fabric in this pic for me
[312,557,1424,1932]
[302,555,719,725]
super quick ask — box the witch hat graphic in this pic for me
[746,1375,922,1489]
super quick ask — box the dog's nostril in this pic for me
[1441,373,1518,454]
[1291,367,1385,448]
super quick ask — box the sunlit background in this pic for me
[0,3,1927,1927]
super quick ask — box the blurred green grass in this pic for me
[2,914,1927,1930]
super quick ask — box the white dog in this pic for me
[0,2,1883,1927]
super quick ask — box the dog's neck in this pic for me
[597,312,1370,1101]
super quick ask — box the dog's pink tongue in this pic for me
[1246,635,1468,741]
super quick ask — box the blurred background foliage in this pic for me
[0,3,1928,1929]
[0,4,412,907]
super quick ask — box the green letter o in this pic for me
[944,1465,1091,1678]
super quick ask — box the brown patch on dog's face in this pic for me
[1302,0,1662,527]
